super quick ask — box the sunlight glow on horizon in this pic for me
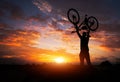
[54,57,65,63]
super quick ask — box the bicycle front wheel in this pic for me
[67,8,80,25]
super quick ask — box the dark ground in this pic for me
[0,63,120,82]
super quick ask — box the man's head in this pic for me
[81,26,88,30]
[83,32,87,37]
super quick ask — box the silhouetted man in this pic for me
[71,15,92,66]
[80,29,91,66]
[72,25,91,66]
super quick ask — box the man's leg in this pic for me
[79,52,84,66]
[85,52,92,66]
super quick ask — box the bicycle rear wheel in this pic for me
[87,16,99,31]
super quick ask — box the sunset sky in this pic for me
[0,0,120,64]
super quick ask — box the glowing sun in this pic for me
[54,57,65,63]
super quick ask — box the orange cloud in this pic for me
[99,45,115,52]
[0,29,40,47]
[0,43,79,64]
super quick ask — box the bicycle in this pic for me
[67,8,99,32]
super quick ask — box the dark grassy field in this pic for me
[0,63,120,82]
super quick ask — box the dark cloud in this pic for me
[0,0,24,20]
[48,0,118,15]
[90,17,120,50]
[0,44,35,64]
[0,58,27,64]
[0,10,4,17]
[26,14,49,23]
[0,23,14,30]
[97,17,120,33]
[101,35,120,49]
[0,44,26,64]
[91,31,120,51]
